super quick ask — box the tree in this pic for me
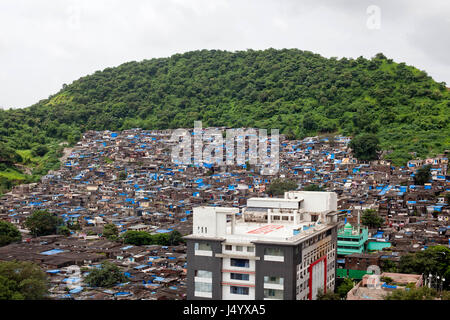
[336,278,354,299]
[24,210,63,237]
[266,178,298,196]
[31,145,49,157]
[316,288,340,300]
[0,143,22,166]
[84,262,129,288]
[303,184,325,191]
[118,171,127,180]
[302,113,317,131]
[102,224,119,241]
[380,276,394,284]
[57,226,71,237]
[0,220,22,246]
[361,209,384,228]
[414,165,431,185]
[349,133,380,161]
[168,230,184,245]
[122,231,153,246]
[384,286,437,300]
[381,259,398,273]
[0,260,49,300]
[122,230,184,246]
[441,291,450,300]
[398,245,450,290]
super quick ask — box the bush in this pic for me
[349,133,380,161]
[102,224,119,241]
[414,165,431,185]
[24,210,63,237]
[303,184,325,191]
[0,260,49,300]
[31,145,49,157]
[361,209,384,229]
[266,179,298,196]
[384,286,437,300]
[0,220,22,246]
[84,262,128,288]
[122,230,184,246]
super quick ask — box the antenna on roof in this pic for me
[357,210,361,233]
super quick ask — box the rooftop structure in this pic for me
[346,272,423,300]
[337,222,369,256]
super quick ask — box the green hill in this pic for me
[0,49,449,193]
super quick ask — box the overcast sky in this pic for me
[0,0,449,109]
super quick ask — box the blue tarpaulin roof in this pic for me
[69,287,83,294]
[41,249,66,255]
[156,229,171,233]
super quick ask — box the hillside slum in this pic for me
[0,128,448,299]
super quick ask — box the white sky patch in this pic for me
[0,0,449,109]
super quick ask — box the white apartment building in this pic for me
[185,191,340,300]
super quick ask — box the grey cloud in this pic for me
[0,0,448,109]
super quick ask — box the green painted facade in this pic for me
[367,241,391,252]
[337,223,369,256]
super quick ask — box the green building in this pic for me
[337,222,369,256]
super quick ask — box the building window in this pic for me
[230,273,250,281]
[264,276,284,285]
[195,270,212,278]
[264,289,283,299]
[225,245,232,251]
[236,246,243,252]
[195,242,212,251]
[230,258,250,268]
[247,246,254,252]
[264,247,284,257]
[230,286,249,295]
[195,282,212,293]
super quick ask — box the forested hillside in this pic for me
[0,49,449,193]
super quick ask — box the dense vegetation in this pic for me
[397,245,450,290]
[384,286,450,300]
[24,210,64,237]
[266,178,298,196]
[414,164,432,185]
[122,230,185,246]
[102,224,119,241]
[0,221,22,246]
[84,262,129,288]
[0,49,448,193]
[348,133,381,161]
[361,209,384,229]
[303,184,325,191]
[316,278,355,300]
[0,260,49,300]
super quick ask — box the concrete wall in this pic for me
[193,207,237,238]
[186,238,223,300]
[254,243,300,300]
[285,191,337,213]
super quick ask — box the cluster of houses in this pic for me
[0,127,448,299]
